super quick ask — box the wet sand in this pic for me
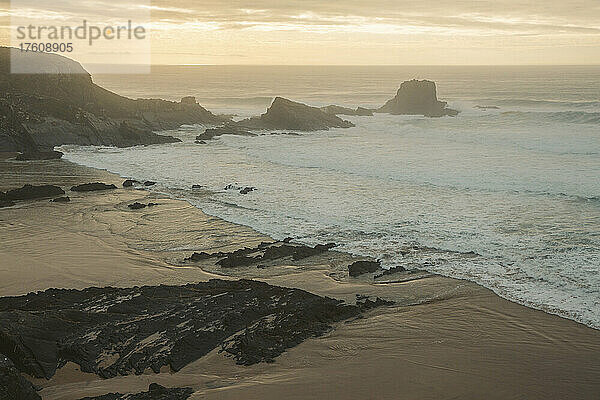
[1,157,599,399]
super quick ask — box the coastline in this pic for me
[1,156,599,399]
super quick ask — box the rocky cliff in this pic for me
[0,48,226,152]
[378,79,458,117]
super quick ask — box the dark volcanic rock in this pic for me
[122,179,140,187]
[348,260,382,277]
[0,279,373,379]
[4,184,64,200]
[0,354,41,400]
[378,80,458,117]
[71,183,117,192]
[51,196,70,203]
[143,181,156,187]
[15,150,63,161]
[239,97,355,131]
[78,383,194,400]
[321,105,374,116]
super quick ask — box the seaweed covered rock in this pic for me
[0,354,40,400]
[348,260,381,277]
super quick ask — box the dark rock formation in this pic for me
[51,196,70,203]
[143,181,156,187]
[3,184,64,201]
[0,354,41,400]
[122,179,140,188]
[186,241,337,268]
[239,187,256,195]
[71,183,117,192]
[378,80,458,117]
[78,383,194,400]
[0,47,227,153]
[196,124,257,141]
[0,279,379,380]
[128,202,158,210]
[191,185,206,189]
[348,260,382,277]
[374,266,406,279]
[195,140,207,144]
[15,150,63,161]
[321,105,374,116]
[239,97,355,131]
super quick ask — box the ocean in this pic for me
[60,65,600,329]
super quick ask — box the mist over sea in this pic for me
[62,66,600,328]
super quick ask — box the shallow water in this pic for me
[62,65,600,328]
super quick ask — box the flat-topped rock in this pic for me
[378,80,458,117]
[3,184,64,201]
[70,183,117,192]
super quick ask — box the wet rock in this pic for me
[4,184,64,200]
[51,196,70,203]
[15,150,63,161]
[128,202,147,210]
[239,187,256,195]
[143,181,156,187]
[355,294,395,309]
[224,184,242,191]
[348,260,382,277]
[191,184,205,189]
[71,183,117,192]
[0,279,373,379]
[374,266,406,279]
[195,140,207,144]
[78,383,194,400]
[196,124,256,141]
[378,80,458,117]
[122,179,140,188]
[0,354,41,400]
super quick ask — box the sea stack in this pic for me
[378,80,459,117]
[239,97,355,131]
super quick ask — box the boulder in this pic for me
[348,260,381,277]
[239,187,256,195]
[128,202,147,210]
[122,179,140,187]
[378,80,458,117]
[374,265,406,279]
[143,181,156,187]
[70,183,117,192]
[3,184,64,200]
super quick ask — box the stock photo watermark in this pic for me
[10,0,151,74]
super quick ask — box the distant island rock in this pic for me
[321,105,374,116]
[378,79,459,117]
[0,47,228,153]
[239,97,355,131]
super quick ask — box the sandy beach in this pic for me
[1,156,598,399]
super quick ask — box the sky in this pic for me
[1,0,599,65]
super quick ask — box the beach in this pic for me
[1,156,598,400]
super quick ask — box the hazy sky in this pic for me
[1,0,599,65]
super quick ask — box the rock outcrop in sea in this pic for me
[0,47,227,153]
[321,105,374,116]
[378,79,458,117]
